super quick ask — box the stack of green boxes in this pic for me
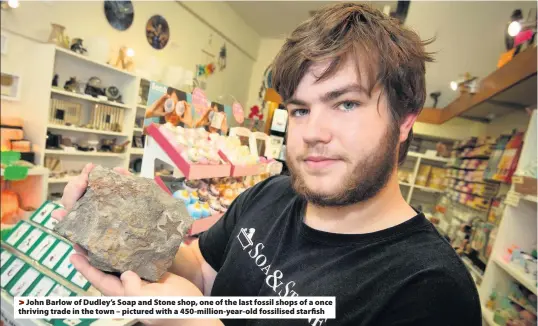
[0,201,123,326]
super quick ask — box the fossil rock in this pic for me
[54,165,193,282]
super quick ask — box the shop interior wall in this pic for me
[0,1,261,105]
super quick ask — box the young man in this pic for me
[53,3,481,326]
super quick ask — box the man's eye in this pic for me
[290,108,309,117]
[337,101,360,112]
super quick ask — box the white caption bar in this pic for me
[15,296,335,319]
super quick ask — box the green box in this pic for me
[15,227,46,255]
[28,234,59,262]
[4,221,33,248]
[8,266,40,297]
[41,240,71,271]
[24,274,57,297]
[30,201,61,226]
[68,270,90,291]
[1,248,15,269]
[1,258,27,289]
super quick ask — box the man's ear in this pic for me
[399,114,418,143]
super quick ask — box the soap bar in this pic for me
[54,165,194,282]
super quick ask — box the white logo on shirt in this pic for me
[236,228,327,326]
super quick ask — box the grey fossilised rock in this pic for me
[54,165,193,282]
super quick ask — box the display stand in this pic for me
[142,124,276,234]
[478,110,537,325]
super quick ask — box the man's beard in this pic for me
[287,126,399,207]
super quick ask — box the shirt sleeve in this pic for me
[373,273,482,326]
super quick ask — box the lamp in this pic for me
[450,73,478,94]
[505,8,537,51]
[1,0,19,9]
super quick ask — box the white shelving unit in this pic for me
[50,88,132,109]
[398,152,449,212]
[44,149,126,157]
[47,123,129,137]
[478,111,538,325]
[129,148,145,155]
[39,45,143,199]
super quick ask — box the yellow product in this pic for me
[415,165,432,186]
[427,167,446,190]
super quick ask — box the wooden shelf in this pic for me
[44,149,125,157]
[133,127,143,133]
[47,124,128,136]
[55,46,136,78]
[418,47,537,124]
[50,88,132,109]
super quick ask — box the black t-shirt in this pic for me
[199,176,481,326]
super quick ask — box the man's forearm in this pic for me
[169,241,205,292]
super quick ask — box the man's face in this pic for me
[285,59,399,207]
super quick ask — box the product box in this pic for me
[25,274,57,297]
[4,221,32,247]
[41,241,71,270]
[29,234,58,262]
[415,165,432,186]
[512,176,537,197]
[7,266,40,297]
[31,201,61,226]
[1,247,14,268]
[0,257,27,288]
[16,227,46,254]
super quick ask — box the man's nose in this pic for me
[302,108,332,146]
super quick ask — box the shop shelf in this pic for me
[55,46,136,78]
[47,123,129,137]
[129,147,145,155]
[218,151,268,177]
[494,256,537,295]
[50,88,132,110]
[48,176,76,184]
[414,185,444,193]
[44,149,125,157]
[481,305,495,326]
[407,151,449,163]
[146,124,231,180]
[133,127,143,133]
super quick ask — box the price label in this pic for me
[505,192,521,207]
[192,88,208,115]
[232,102,244,124]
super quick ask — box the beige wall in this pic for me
[1,1,260,105]
[486,110,531,137]
[245,38,285,113]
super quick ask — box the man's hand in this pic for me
[51,164,221,326]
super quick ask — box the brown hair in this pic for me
[272,2,434,164]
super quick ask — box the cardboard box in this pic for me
[512,176,537,197]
